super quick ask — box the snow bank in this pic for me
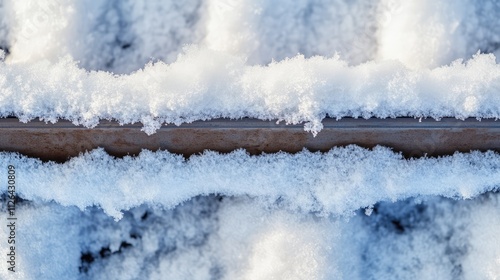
[0,146,498,220]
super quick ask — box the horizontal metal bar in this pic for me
[0,117,499,162]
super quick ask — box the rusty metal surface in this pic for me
[1,117,500,161]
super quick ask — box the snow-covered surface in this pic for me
[1,0,500,278]
[3,50,500,135]
[1,147,500,279]
[3,146,500,220]
[0,0,500,133]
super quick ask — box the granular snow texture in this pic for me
[1,1,500,279]
[0,147,499,279]
[0,0,499,133]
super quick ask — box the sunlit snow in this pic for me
[0,0,500,279]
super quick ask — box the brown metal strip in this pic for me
[0,117,499,162]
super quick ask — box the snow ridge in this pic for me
[1,50,500,135]
[0,0,500,133]
[2,146,499,220]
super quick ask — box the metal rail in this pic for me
[0,117,499,161]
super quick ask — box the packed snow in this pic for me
[1,0,500,279]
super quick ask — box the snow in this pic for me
[1,0,500,278]
[0,146,498,220]
[0,146,498,278]
[1,178,499,279]
[376,0,500,69]
[1,50,500,135]
[0,0,499,133]
[4,0,203,73]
